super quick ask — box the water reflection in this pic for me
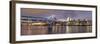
[21,24,92,35]
[66,26,92,33]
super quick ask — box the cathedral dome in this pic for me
[66,17,73,21]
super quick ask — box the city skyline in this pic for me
[21,8,92,35]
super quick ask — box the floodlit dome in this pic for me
[66,17,73,21]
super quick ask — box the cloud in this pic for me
[21,8,92,20]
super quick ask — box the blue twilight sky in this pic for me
[21,8,92,20]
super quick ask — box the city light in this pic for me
[31,22,47,25]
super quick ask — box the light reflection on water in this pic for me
[21,25,92,35]
[66,26,92,33]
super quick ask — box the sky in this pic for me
[21,8,92,20]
